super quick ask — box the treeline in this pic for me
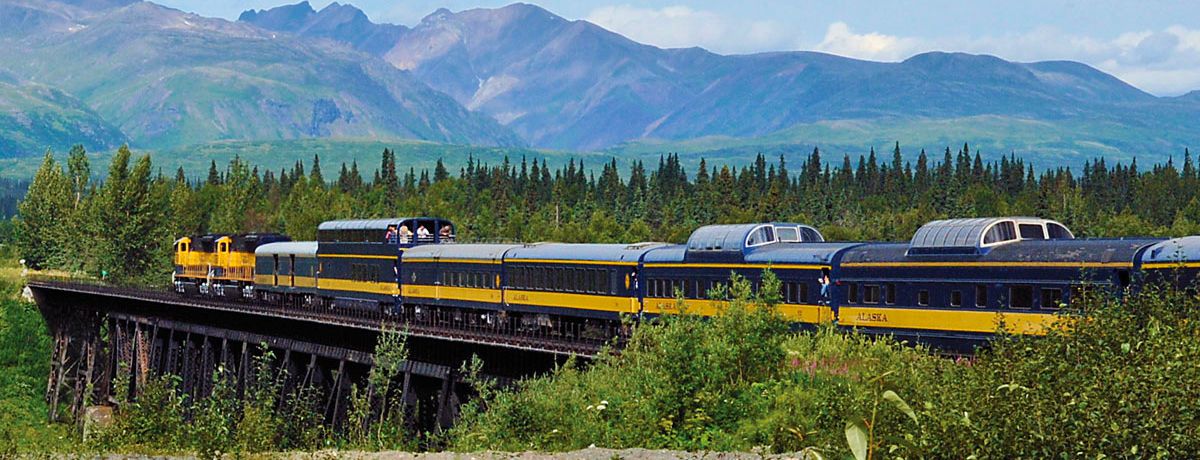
[12,142,1200,282]
[0,178,27,245]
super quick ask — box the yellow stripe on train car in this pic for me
[837,306,1061,335]
[504,289,640,314]
[318,277,399,295]
[401,284,504,303]
[641,297,832,323]
[1141,262,1200,269]
[320,254,398,260]
[642,263,830,270]
[840,261,1132,269]
[505,259,638,267]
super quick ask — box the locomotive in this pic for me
[173,216,1200,350]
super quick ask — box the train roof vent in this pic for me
[625,242,669,250]
[907,217,1074,256]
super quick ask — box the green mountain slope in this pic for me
[0,74,127,157]
[0,1,523,156]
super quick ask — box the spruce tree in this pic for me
[310,154,324,186]
[16,151,71,269]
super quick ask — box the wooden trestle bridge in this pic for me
[28,278,602,431]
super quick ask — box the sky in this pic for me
[154,0,1200,96]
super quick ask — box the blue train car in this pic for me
[400,243,520,314]
[253,241,319,305]
[641,223,856,324]
[834,217,1162,349]
[501,242,668,321]
[1139,236,1200,288]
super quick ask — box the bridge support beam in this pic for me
[30,281,551,433]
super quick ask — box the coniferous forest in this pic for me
[11,142,1200,282]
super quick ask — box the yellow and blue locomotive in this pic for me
[173,233,290,298]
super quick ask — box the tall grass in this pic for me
[0,273,77,454]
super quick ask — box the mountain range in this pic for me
[0,0,1195,167]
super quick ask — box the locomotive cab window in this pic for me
[1010,286,1034,309]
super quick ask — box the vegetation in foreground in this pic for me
[451,272,1200,458]
[0,255,75,454]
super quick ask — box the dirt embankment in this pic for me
[273,448,816,460]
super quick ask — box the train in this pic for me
[173,216,1200,350]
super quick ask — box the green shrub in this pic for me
[0,279,77,454]
[917,284,1200,458]
[451,273,1200,458]
[450,271,800,451]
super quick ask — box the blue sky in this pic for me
[156,0,1200,96]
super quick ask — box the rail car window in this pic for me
[848,283,858,303]
[1010,286,1034,309]
[918,290,929,306]
[1019,224,1045,240]
[1117,270,1131,289]
[776,227,799,242]
[1041,288,1063,309]
[1047,223,1073,239]
[1068,285,1087,307]
[885,284,896,305]
[950,290,963,307]
[745,225,777,247]
[800,227,823,242]
[781,282,808,303]
[975,285,988,308]
[983,221,1017,244]
[863,285,880,304]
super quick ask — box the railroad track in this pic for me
[27,278,609,357]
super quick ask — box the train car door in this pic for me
[272,255,279,286]
[215,238,231,278]
[289,255,296,287]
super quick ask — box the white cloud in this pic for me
[585,4,791,54]
[814,22,921,61]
